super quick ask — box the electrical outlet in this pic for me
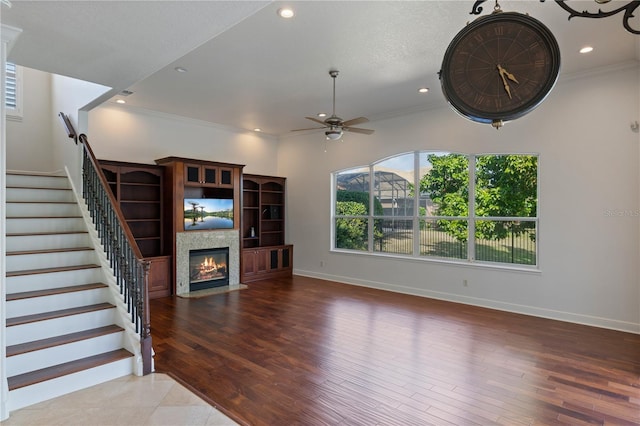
[463,279,468,287]
[320,261,325,267]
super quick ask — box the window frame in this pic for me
[5,62,23,121]
[331,151,540,270]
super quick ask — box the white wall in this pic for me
[278,64,640,333]
[6,67,54,172]
[88,104,280,175]
[50,74,111,187]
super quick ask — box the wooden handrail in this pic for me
[58,113,152,375]
[78,133,145,260]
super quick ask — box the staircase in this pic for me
[5,172,135,411]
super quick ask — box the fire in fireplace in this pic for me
[189,247,229,291]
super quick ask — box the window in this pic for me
[332,152,538,267]
[5,62,22,119]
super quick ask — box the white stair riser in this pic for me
[6,249,97,273]
[7,217,85,234]
[6,174,70,189]
[6,309,117,346]
[6,201,80,217]
[6,267,103,293]
[6,232,91,252]
[7,332,125,376]
[7,357,134,412]
[6,287,110,317]
[6,187,76,203]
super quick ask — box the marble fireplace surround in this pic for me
[176,229,240,296]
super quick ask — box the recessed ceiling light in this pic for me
[253,128,262,132]
[116,99,126,104]
[277,7,294,18]
[174,66,188,73]
[418,87,430,93]
[317,113,327,117]
[580,46,594,54]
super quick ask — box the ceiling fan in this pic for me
[292,70,374,140]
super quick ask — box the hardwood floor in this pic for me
[150,276,640,425]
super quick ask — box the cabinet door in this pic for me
[202,166,217,185]
[281,246,292,269]
[256,248,269,273]
[242,249,258,276]
[219,167,234,188]
[185,164,201,185]
[147,256,171,299]
[242,249,269,277]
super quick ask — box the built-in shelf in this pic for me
[99,160,171,299]
[241,174,292,282]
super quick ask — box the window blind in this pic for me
[5,62,17,110]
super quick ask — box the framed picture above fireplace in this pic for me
[183,198,233,231]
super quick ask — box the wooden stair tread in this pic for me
[8,349,133,390]
[7,200,76,204]
[6,231,89,237]
[7,325,124,357]
[7,172,67,177]
[7,283,108,301]
[6,186,71,191]
[7,247,94,256]
[6,264,100,277]
[7,215,82,219]
[6,303,115,327]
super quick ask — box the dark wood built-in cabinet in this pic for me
[100,159,292,292]
[241,245,293,282]
[241,174,292,283]
[99,160,171,298]
[184,162,234,188]
[156,157,243,234]
[156,157,244,292]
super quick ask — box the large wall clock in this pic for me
[440,10,561,128]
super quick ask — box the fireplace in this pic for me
[189,247,229,292]
[176,229,239,296]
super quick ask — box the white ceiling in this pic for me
[3,1,639,137]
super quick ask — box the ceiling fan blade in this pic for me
[344,127,374,135]
[305,116,328,126]
[291,126,324,132]
[341,117,369,127]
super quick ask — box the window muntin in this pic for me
[332,152,538,267]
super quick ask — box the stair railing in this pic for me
[58,113,152,375]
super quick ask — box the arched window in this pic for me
[332,152,538,267]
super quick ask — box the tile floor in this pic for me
[0,373,238,426]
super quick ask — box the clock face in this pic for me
[440,12,561,125]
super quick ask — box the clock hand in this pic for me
[497,64,513,99]
[501,66,519,84]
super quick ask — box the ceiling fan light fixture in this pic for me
[325,128,343,140]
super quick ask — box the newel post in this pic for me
[140,259,153,375]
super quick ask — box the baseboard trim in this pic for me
[294,269,640,335]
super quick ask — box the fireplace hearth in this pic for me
[189,247,229,292]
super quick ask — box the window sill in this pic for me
[330,248,541,274]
